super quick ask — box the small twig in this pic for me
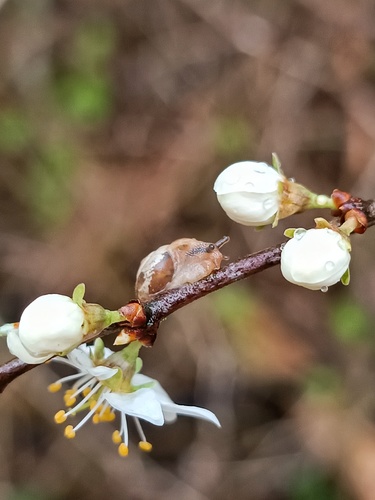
[1,194,374,393]
[0,244,282,392]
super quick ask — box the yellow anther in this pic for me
[92,414,100,424]
[90,400,100,411]
[118,443,129,457]
[83,388,91,397]
[64,396,76,407]
[101,411,116,422]
[138,441,152,453]
[48,382,62,393]
[54,410,67,424]
[112,430,122,444]
[64,425,76,439]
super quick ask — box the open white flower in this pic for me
[50,341,220,456]
[213,161,284,226]
[281,227,351,291]
[6,294,86,364]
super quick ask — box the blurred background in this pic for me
[1,0,375,499]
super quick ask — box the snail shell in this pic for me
[135,236,229,301]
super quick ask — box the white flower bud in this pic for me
[280,228,351,291]
[7,294,85,363]
[213,161,284,226]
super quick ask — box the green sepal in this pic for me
[132,381,155,391]
[93,338,105,361]
[135,357,143,374]
[104,309,126,325]
[103,367,123,392]
[271,152,282,174]
[341,267,350,286]
[72,283,86,306]
[314,217,331,229]
[284,228,296,238]
[119,340,142,366]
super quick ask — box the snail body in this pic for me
[135,236,229,301]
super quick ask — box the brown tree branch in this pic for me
[0,244,282,392]
[1,193,375,394]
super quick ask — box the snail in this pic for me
[135,236,230,301]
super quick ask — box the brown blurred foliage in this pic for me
[1,0,375,499]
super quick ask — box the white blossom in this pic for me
[50,343,220,456]
[6,294,85,364]
[281,227,351,291]
[213,161,284,226]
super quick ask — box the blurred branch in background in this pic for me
[1,0,375,499]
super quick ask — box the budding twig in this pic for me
[0,244,283,393]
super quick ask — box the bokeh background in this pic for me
[1,0,375,499]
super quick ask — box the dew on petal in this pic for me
[288,177,295,183]
[320,286,329,293]
[280,242,286,250]
[293,228,306,240]
[325,261,335,271]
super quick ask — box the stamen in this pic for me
[50,372,84,388]
[134,417,147,443]
[138,441,152,453]
[54,410,67,424]
[101,411,116,422]
[70,377,96,401]
[92,414,100,424]
[120,413,129,447]
[112,430,122,444]
[48,382,62,393]
[64,390,77,407]
[118,443,129,457]
[64,382,103,419]
[64,425,76,439]
[90,400,100,411]
[70,391,107,433]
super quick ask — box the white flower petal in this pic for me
[67,346,93,370]
[105,388,165,426]
[161,401,221,427]
[7,330,51,364]
[0,323,19,336]
[18,294,85,355]
[214,161,283,226]
[214,161,282,195]
[87,365,118,380]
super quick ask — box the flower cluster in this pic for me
[214,157,357,291]
[49,339,220,456]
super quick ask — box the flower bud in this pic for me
[5,284,126,364]
[280,227,351,291]
[213,161,284,226]
[7,294,85,363]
